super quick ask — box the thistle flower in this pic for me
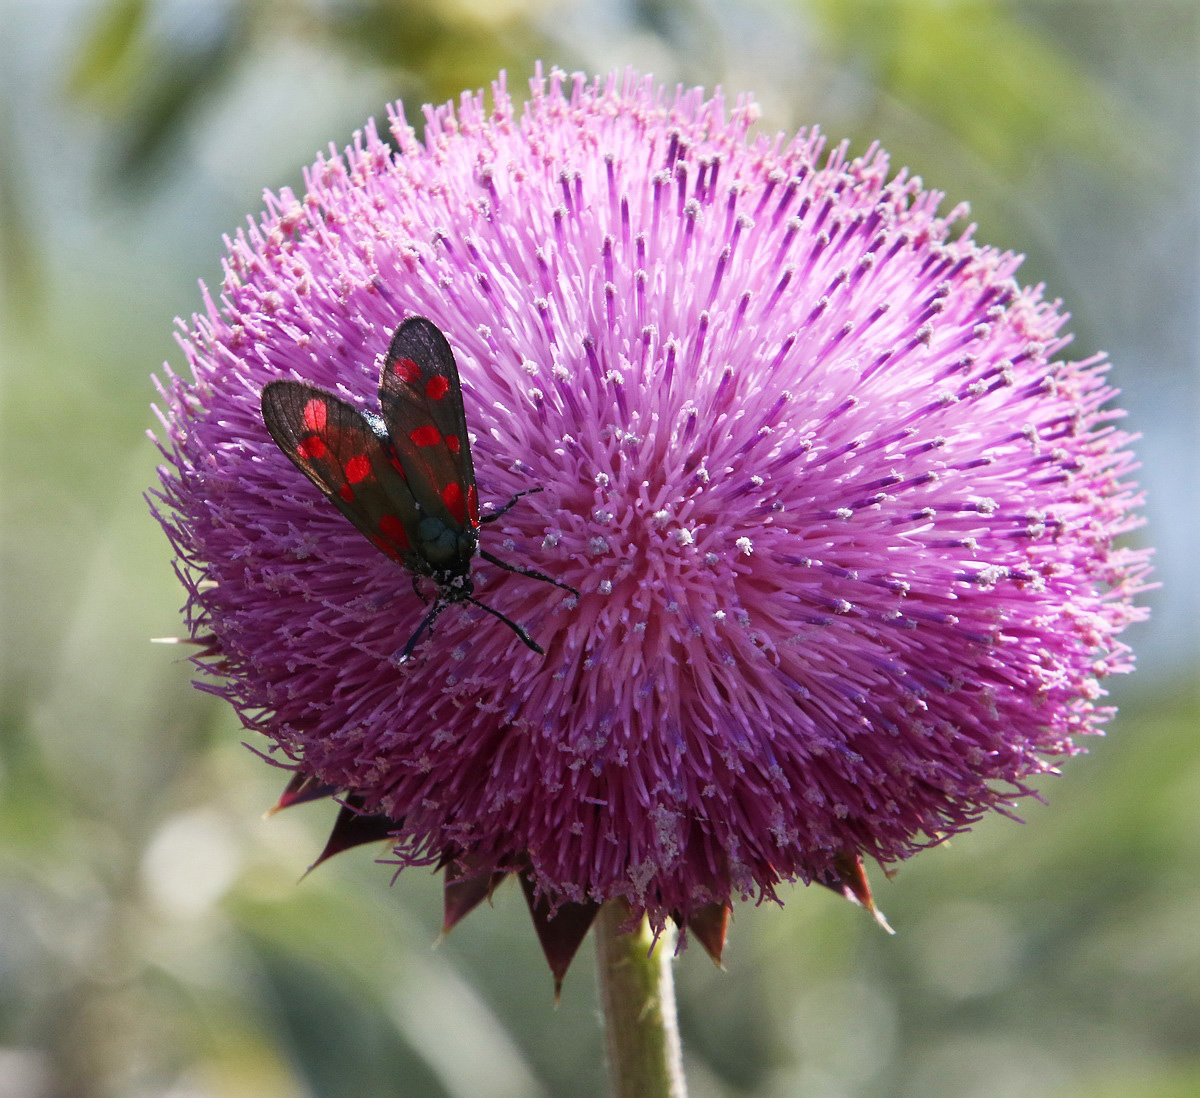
[151,68,1148,981]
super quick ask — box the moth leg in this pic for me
[479,549,578,598]
[480,487,543,524]
[398,600,446,662]
[411,574,430,605]
[466,596,544,655]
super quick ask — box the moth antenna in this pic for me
[480,487,544,524]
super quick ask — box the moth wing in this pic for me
[377,317,479,532]
[261,381,424,568]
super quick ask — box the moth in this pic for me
[261,316,575,661]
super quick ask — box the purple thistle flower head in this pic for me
[151,68,1148,969]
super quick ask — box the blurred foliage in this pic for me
[1,0,1197,1096]
[808,0,1139,174]
[67,0,249,180]
[65,0,553,183]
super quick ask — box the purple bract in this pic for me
[151,68,1149,941]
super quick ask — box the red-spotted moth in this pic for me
[261,317,575,661]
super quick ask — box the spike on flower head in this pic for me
[150,67,1149,985]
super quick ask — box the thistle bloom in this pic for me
[151,68,1147,974]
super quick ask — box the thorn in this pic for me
[442,861,509,936]
[264,772,336,817]
[685,902,732,966]
[824,851,894,934]
[519,873,601,996]
[300,798,397,879]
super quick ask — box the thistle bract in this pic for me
[151,68,1148,957]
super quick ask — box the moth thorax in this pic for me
[438,571,475,600]
[417,515,476,569]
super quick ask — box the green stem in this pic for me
[594,900,687,1098]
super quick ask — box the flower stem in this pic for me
[594,900,687,1098]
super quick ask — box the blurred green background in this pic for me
[1,1,1196,1096]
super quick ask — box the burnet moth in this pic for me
[261,317,576,661]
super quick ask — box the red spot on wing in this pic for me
[377,514,411,551]
[410,425,442,447]
[299,433,328,460]
[445,434,461,454]
[425,375,450,400]
[370,535,401,560]
[344,453,371,484]
[392,357,421,383]
[302,398,328,432]
[467,486,479,527]
[338,485,355,502]
[442,483,467,525]
[388,453,406,477]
